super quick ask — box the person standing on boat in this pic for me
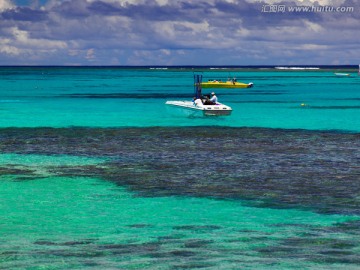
[210,92,218,104]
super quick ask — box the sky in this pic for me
[0,0,359,65]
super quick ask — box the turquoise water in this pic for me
[0,67,359,130]
[1,67,360,269]
[1,175,357,269]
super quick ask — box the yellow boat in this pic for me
[201,80,253,89]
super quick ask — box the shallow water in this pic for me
[1,127,360,269]
[1,176,358,269]
[1,67,360,269]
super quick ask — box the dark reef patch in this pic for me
[22,220,360,268]
[257,235,360,264]
[34,240,95,246]
[173,225,222,232]
[255,219,360,265]
[0,165,37,176]
[1,126,360,214]
[184,239,214,248]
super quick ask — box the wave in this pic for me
[0,99,24,103]
[275,67,320,70]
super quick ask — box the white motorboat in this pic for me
[165,100,232,116]
[335,73,350,77]
[165,74,232,116]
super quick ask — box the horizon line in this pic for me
[0,64,358,68]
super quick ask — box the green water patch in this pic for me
[0,153,106,166]
[0,127,360,215]
[0,176,359,269]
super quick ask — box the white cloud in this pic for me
[0,26,68,61]
[254,0,346,5]
[297,0,346,5]
[11,27,67,49]
[236,28,250,37]
[296,43,329,50]
[86,48,95,60]
[87,0,173,5]
[0,45,21,55]
[160,49,171,55]
[0,0,13,11]
[303,20,323,32]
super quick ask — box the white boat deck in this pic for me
[166,100,232,116]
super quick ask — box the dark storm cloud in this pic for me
[1,6,48,21]
[52,0,91,18]
[85,0,213,23]
[87,1,122,15]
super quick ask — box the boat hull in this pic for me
[165,101,232,116]
[201,81,253,89]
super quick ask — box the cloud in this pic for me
[1,6,48,21]
[85,48,95,60]
[0,0,358,65]
[0,0,13,11]
[9,26,67,49]
[258,0,346,5]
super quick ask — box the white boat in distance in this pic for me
[166,74,232,116]
[335,73,350,76]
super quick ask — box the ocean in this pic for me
[0,66,360,269]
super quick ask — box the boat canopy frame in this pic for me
[194,74,202,99]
